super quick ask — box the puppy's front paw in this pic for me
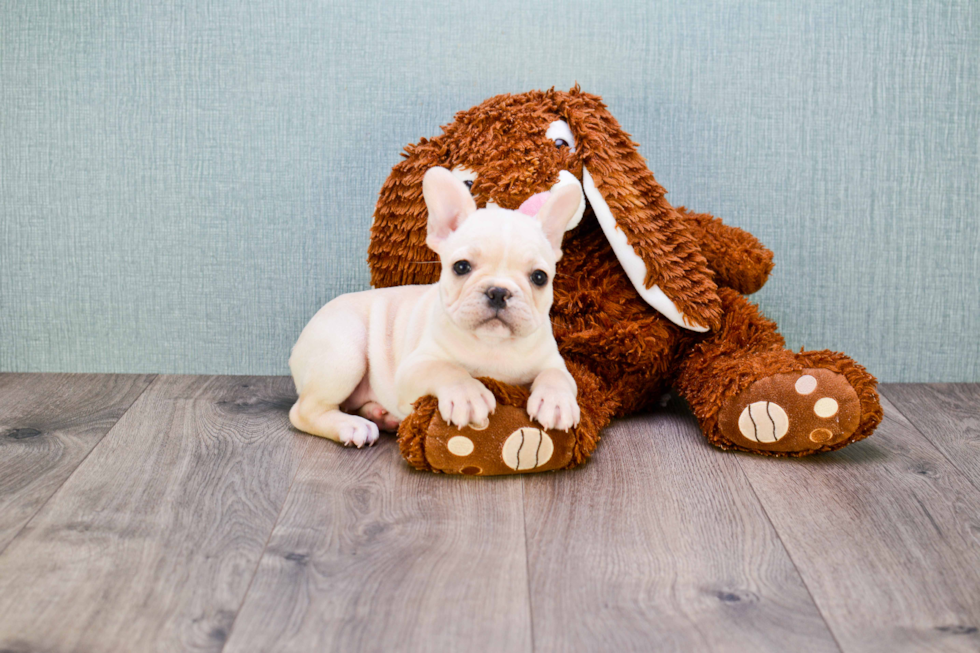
[436,379,496,429]
[337,415,380,448]
[527,387,580,431]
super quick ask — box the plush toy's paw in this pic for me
[717,368,861,454]
[420,404,576,475]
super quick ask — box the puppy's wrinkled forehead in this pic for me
[444,210,555,268]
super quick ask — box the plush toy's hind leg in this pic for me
[673,288,882,455]
[397,361,616,475]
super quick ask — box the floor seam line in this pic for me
[219,434,313,652]
[732,453,847,653]
[521,475,537,653]
[879,385,980,496]
[0,373,159,559]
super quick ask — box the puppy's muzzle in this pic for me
[485,286,511,310]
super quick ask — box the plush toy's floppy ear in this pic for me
[423,167,478,251]
[369,137,448,288]
[557,88,722,332]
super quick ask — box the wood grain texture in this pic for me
[736,394,980,653]
[0,375,307,653]
[3,376,980,653]
[881,384,980,491]
[522,405,839,653]
[0,373,155,552]
[223,436,532,653]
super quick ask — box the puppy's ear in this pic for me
[556,87,722,332]
[535,183,582,260]
[422,167,478,252]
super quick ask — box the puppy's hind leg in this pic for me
[357,401,402,432]
[289,314,381,448]
[290,396,380,448]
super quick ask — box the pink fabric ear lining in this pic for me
[517,191,551,216]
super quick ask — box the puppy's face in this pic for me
[438,210,554,338]
[422,167,582,339]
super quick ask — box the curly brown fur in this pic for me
[370,87,723,328]
[397,395,439,472]
[373,87,881,468]
[681,209,774,295]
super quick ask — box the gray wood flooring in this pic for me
[0,375,977,652]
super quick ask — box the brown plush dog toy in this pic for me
[368,86,882,475]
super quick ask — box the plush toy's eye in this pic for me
[453,260,472,276]
[463,180,474,190]
[545,120,576,153]
[530,270,548,287]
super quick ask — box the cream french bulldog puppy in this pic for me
[288,167,582,447]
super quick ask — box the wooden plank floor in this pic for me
[0,376,978,652]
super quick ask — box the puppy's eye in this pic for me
[554,139,569,149]
[530,270,548,287]
[453,260,472,276]
[463,180,474,191]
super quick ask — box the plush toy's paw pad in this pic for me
[422,405,574,475]
[501,427,555,471]
[719,368,861,453]
[337,415,381,448]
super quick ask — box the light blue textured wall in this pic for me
[1,0,978,381]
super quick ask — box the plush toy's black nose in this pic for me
[485,287,511,310]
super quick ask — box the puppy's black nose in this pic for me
[485,286,511,309]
